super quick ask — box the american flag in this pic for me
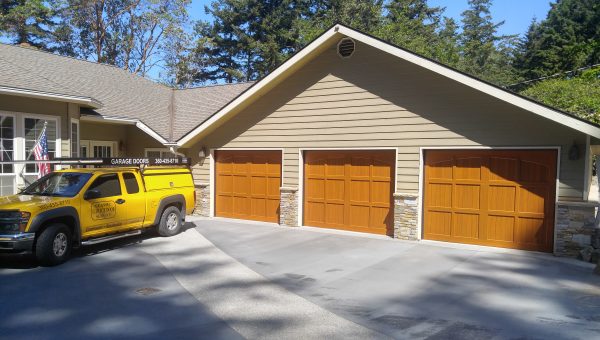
[32,125,50,178]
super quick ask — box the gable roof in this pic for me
[176,24,600,147]
[0,44,251,143]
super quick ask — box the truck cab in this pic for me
[0,162,195,266]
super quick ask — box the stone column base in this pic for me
[394,193,419,240]
[555,201,599,259]
[280,187,298,227]
[193,183,210,217]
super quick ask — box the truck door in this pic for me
[80,173,127,237]
[121,172,146,229]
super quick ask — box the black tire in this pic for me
[35,223,72,266]
[157,206,183,237]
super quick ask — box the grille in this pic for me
[337,38,355,58]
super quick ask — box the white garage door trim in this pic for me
[418,146,561,252]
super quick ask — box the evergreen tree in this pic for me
[378,0,444,57]
[459,0,518,84]
[0,0,56,49]
[515,0,600,79]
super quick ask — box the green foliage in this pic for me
[515,0,600,79]
[0,0,56,49]
[521,67,600,123]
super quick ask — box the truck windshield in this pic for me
[21,172,93,197]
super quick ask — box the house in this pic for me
[1,24,598,258]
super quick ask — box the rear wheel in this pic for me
[35,224,72,266]
[157,206,182,237]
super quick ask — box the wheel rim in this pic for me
[53,233,68,257]
[166,213,179,231]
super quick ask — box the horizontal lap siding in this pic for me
[192,41,586,200]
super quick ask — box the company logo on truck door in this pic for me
[92,202,116,219]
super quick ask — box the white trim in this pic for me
[21,114,61,175]
[80,114,168,145]
[297,147,399,228]
[209,149,215,218]
[418,147,561,252]
[209,148,285,219]
[70,118,80,157]
[583,135,591,200]
[0,86,102,108]
[176,24,600,146]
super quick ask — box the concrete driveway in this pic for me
[1,217,599,339]
[195,218,600,340]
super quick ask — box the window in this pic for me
[145,149,173,158]
[71,120,79,157]
[0,115,15,196]
[93,145,112,158]
[21,172,92,197]
[87,174,121,198]
[123,173,139,194]
[24,118,57,174]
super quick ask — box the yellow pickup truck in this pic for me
[0,164,195,266]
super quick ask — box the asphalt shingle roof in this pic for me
[0,43,252,142]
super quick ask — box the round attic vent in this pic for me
[337,38,355,58]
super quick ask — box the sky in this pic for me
[187,0,553,37]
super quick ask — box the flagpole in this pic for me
[19,121,48,183]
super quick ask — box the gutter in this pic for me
[0,85,102,108]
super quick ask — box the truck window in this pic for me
[123,173,139,194]
[88,174,121,198]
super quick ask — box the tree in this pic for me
[377,0,444,57]
[521,67,600,123]
[54,0,190,76]
[0,0,56,49]
[458,0,519,84]
[184,0,310,84]
[515,0,600,79]
[297,0,383,44]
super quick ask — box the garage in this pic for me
[303,150,395,235]
[215,150,281,223]
[423,149,557,252]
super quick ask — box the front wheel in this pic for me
[157,206,183,237]
[35,224,72,266]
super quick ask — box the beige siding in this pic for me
[190,41,587,200]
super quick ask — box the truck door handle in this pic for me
[115,199,126,204]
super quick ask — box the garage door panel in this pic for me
[427,183,452,208]
[304,150,395,235]
[488,186,516,212]
[424,149,556,252]
[489,157,518,182]
[216,150,281,223]
[454,184,480,210]
[326,180,345,201]
[371,181,392,205]
[426,211,452,236]
[452,213,480,239]
[486,215,515,242]
[454,157,483,180]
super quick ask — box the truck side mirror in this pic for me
[84,189,101,200]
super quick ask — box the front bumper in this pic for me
[0,233,35,253]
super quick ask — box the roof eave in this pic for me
[0,85,102,109]
[80,114,169,144]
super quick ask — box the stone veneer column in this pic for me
[279,186,298,227]
[393,193,419,240]
[193,183,210,217]
[555,201,599,257]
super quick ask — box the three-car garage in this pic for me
[212,148,558,253]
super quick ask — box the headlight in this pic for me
[19,211,31,232]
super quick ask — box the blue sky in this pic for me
[188,0,552,37]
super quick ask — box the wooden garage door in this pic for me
[215,150,281,223]
[424,150,557,252]
[304,150,395,235]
